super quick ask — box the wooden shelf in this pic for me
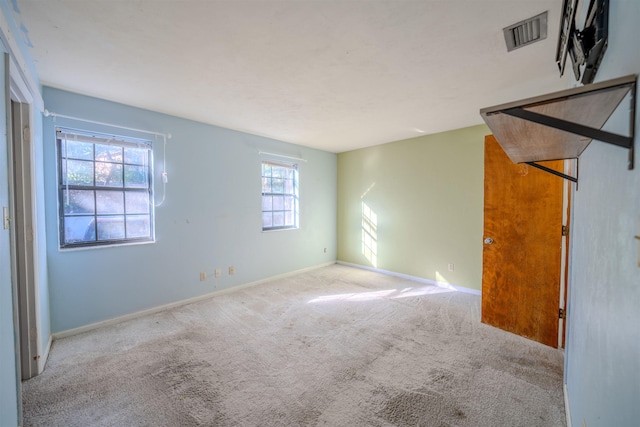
[480,75,636,179]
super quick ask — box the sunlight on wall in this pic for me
[435,271,456,291]
[361,202,378,267]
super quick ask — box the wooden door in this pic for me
[481,135,564,347]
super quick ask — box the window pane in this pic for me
[96,216,125,240]
[95,162,123,187]
[284,196,294,211]
[124,147,148,165]
[273,195,284,210]
[273,211,285,227]
[124,165,148,188]
[63,189,95,214]
[125,192,150,214]
[285,211,294,226]
[286,168,295,180]
[262,195,272,211]
[64,216,96,244]
[284,179,293,193]
[62,140,93,160]
[95,144,123,162]
[126,215,150,238]
[96,191,124,214]
[63,159,93,186]
[262,164,272,177]
[262,177,271,193]
[272,179,284,193]
[262,212,273,228]
[273,167,285,179]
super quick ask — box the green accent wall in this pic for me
[337,124,489,291]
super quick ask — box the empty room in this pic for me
[0,0,638,426]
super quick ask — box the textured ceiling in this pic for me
[14,0,567,153]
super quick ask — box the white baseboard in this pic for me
[564,383,572,427]
[336,261,481,296]
[52,261,337,340]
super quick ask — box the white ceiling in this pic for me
[14,0,567,153]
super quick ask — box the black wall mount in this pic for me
[556,0,609,85]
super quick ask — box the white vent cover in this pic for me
[504,11,548,52]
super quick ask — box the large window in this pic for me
[261,160,299,231]
[57,128,154,248]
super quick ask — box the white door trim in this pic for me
[0,7,43,111]
[12,100,40,379]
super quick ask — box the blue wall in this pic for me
[565,1,640,425]
[43,87,337,333]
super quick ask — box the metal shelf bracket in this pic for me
[525,161,578,183]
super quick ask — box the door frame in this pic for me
[5,52,42,427]
[11,99,40,378]
[7,51,44,381]
[559,159,575,348]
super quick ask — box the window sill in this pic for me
[59,239,156,252]
[262,227,299,233]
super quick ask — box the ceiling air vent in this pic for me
[503,11,548,52]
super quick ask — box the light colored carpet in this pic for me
[23,264,566,426]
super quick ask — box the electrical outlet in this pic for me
[448,263,455,272]
[199,272,206,281]
[229,266,235,275]
[215,269,221,278]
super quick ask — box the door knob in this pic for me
[484,237,494,245]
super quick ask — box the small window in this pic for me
[57,128,154,248]
[261,160,299,231]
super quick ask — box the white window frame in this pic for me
[56,128,155,249]
[261,160,299,231]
